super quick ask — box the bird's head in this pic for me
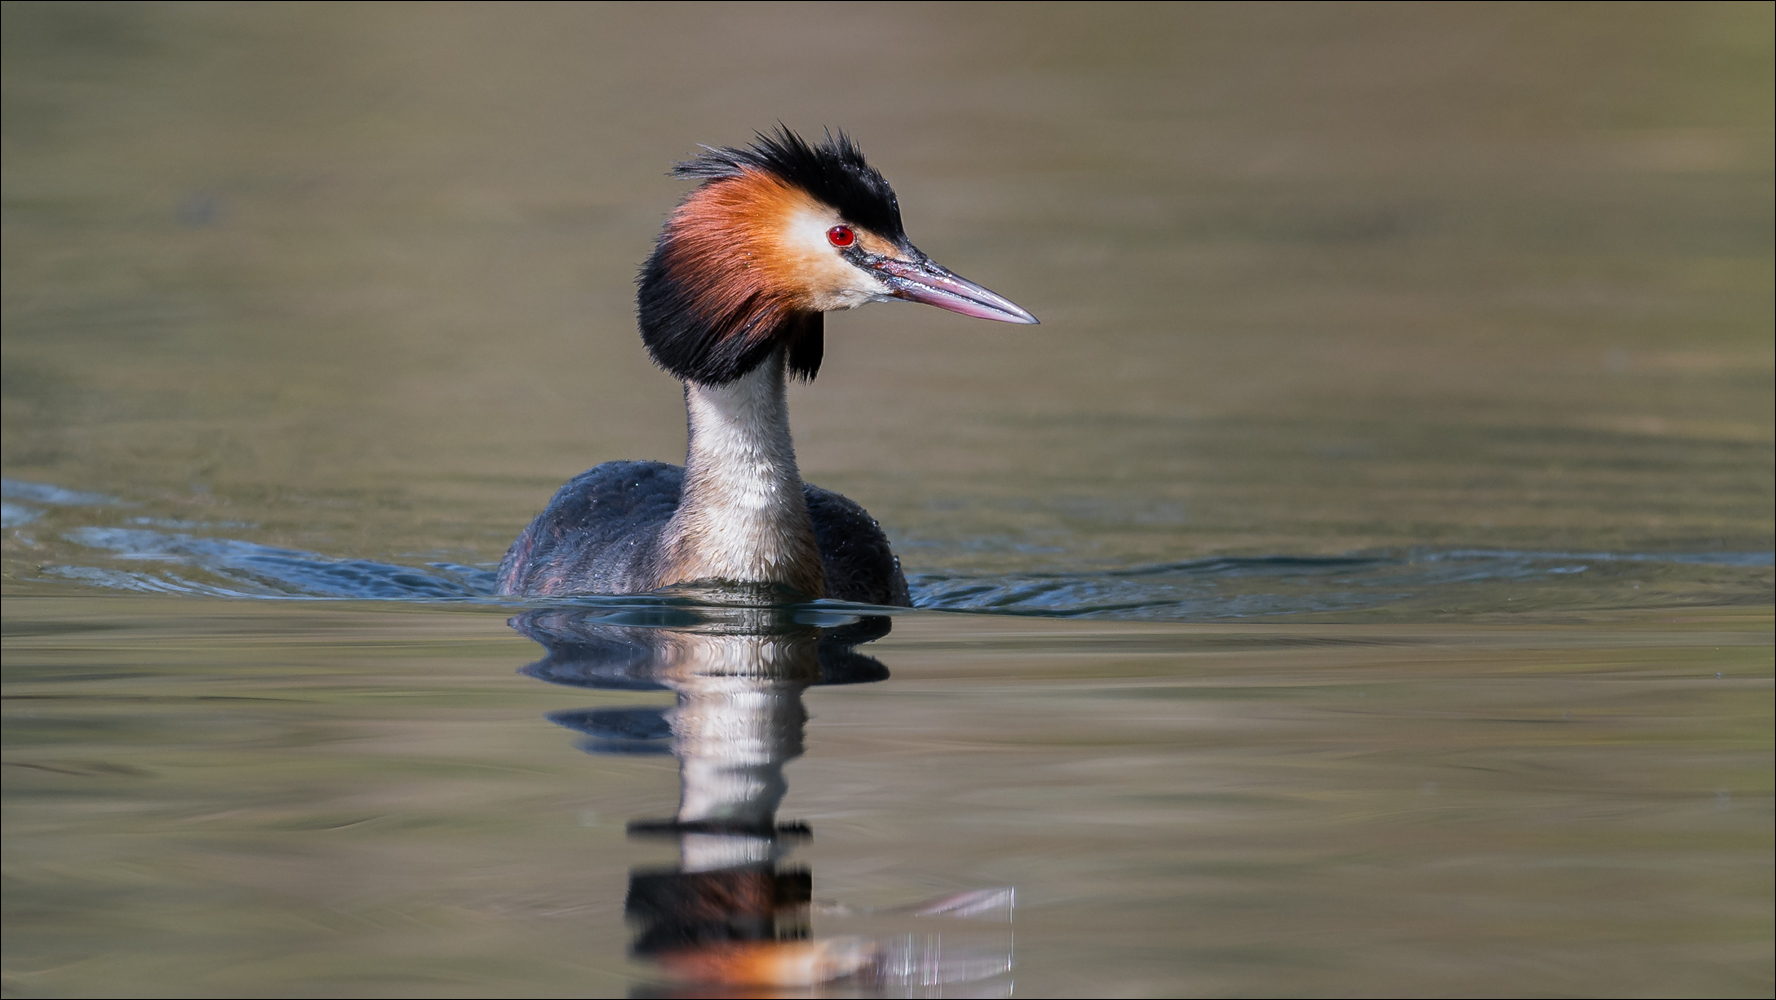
[637,127,1037,386]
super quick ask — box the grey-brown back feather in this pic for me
[496,460,909,606]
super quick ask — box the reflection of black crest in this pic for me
[627,864,812,957]
[675,127,906,244]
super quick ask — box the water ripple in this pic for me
[5,480,1768,619]
[55,526,495,600]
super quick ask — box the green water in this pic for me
[4,599,1770,996]
[2,3,1772,996]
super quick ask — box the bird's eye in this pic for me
[826,225,855,247]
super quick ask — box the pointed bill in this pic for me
[871,253,1039,325]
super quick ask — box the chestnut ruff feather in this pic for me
[637,128,903,386]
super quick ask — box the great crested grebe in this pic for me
[496,128,1036,605]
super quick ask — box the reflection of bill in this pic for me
[512,604,1015,993]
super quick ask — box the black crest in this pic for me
[675,126,906,244]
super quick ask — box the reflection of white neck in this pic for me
[678,831,774,872]
[662,349,826,596]
[663,633,814,871]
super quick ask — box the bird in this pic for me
[496,128,1036,606]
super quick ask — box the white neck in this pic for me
[660,350,826,596]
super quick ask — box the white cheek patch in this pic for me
[780,207,890,311]
[781,207,839,258]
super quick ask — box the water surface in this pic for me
[5,596,1771,996]
[3,4,1772,996]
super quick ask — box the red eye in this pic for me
[826,225,855,247]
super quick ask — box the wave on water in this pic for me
[50,526,498,600]
[908,549,1772,619]
[4,479,1770,620]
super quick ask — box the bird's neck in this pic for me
[662,349,826,597]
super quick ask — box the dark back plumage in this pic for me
[497,461,909,606]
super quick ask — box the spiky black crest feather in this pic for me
[676,126,906,244]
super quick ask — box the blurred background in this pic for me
[3,1,1771,595]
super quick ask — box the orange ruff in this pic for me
[661,169,899,341]
[654,937,876,987]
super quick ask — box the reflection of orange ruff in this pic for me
[655,937,875,987]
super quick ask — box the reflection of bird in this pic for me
[510,606,1011,991]
[497,128,1036,605]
